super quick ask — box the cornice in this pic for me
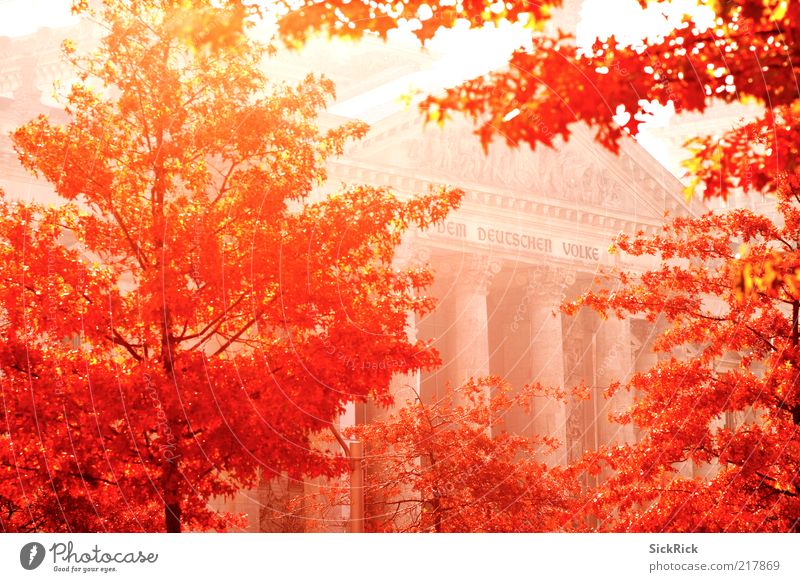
[327,158,668,237]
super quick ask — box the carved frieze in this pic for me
[407,128,627,209]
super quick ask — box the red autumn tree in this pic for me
[555,84,800,532]
[274,1,793,155]
[561,187,800,531]
[2,0,462,532]
[272,0,800,533]
[305,378,577,532]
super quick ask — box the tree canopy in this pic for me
[40,0,800,533]
[565,185,800,531]
[343,379,576,532]
[1,0,461,532]
[273,1,796,195]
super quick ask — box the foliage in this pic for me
[1,0,462,532]
[271,1,800,178]
[323,379,577,533]
[565,189,800,531]
[273,0,800,532]
[54,0,800,533]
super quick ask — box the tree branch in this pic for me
[107,328,143,361]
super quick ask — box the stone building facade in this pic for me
[235,34,706,531]
[0,13,706,532]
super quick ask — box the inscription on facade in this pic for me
[562,242,600,261]
[428,220,602,262]
[434,221,467,238]
[477,227,552,253]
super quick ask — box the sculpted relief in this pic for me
[406,128,624,209]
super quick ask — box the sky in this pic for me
[0,0,727,175]
[0,0,77,36]
[0,0,710,99]
[0,0,712,49]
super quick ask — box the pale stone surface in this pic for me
[595,317,636,447]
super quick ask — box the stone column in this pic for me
[632,319,697,478]
[631,319,659,445]
[563,310,592,465]
[526,266,574,466]
[366,232,424,420]
[451,254,497,390]
[594,317,636,449]
[360,235,426,531]
[366,311,421,421]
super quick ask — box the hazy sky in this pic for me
[0,0,712,42]
[0,0,720,175]
[0,0,77,36]
[0,0,702,118]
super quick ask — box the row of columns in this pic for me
[223,251,649,531]
[421,253,640,466]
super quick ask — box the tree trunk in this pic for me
[160,303,182,532]
[163,457,182,533]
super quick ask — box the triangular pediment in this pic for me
[340,111,701,222]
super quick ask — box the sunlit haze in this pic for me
[0,0,721,172]
[0,0,77,36]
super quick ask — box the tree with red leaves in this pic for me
[2,0,461,532]
[305,378,576,532]
[272,0,800,532]
[563,188,800,531]
[274,1,795,158]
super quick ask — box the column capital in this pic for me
[393,231,431,269]
[525,265,576,299]
[446,253,502,296]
